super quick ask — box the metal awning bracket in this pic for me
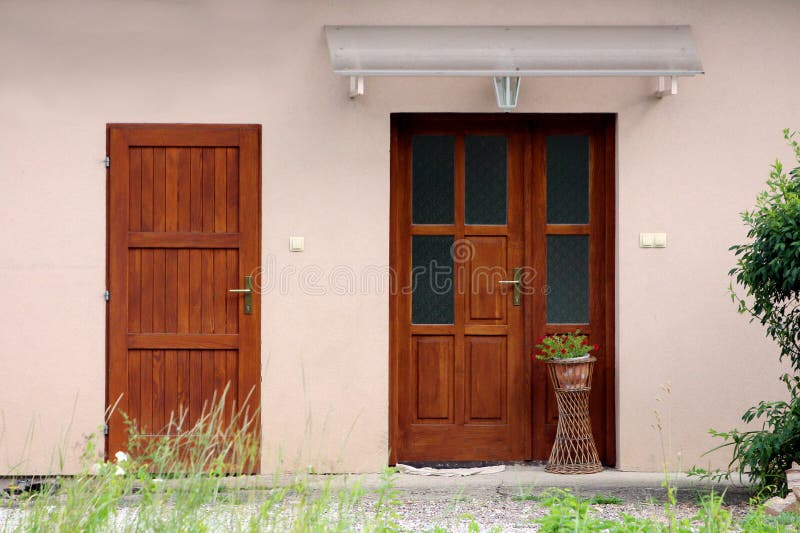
[493,76,521,111]
[349,76,364,98]
[655,76,678,98]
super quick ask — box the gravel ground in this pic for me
[391,496,751,531]
[1,489,753,532]
[0,468,756,531]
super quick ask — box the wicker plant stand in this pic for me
[544,357,603,474]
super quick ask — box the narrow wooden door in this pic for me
[390,114,615,465]
[106,124,261,466]
[527,118,615,463]
[390,117,530,461]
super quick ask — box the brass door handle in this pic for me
[499,268,522,306]
[229,275,253,314]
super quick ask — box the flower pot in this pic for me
[549,356,593,390]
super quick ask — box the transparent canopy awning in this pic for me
[324,25,704,77]
[324,25,703,107]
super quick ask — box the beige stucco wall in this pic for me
[1,0,799,474]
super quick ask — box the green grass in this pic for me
[0,392,403,533]
[531,487,800,532]
[740,509,800,532]
[511,491,622,504]
[511,492,543,502]
[585,493,624,505]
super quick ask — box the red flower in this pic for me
[593,344,599,350]
[561,349,566,354]
[538,336,544,343]
[582,339,587,345]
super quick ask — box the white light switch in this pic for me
[289,236,304,252]
[639,233,667,248]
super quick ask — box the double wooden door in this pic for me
[390,115,615,464]
[106,124,261,464]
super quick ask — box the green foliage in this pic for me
[730,129,800,372]
[694,491,733,533]
[741,508,800,532]
[534,330,597,360]
[661,471,694,532]
[701,130,800,498]
[533,488,616,532]
[533,487,738,533]
[586,493,624,505]
[697,377,800,497]
[532,487,693,533]
[364,466,402,532]
[458,513,481,533]
[512,490,622,505]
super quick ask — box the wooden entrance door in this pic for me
[390,115,615,465]
[106,124,261,466]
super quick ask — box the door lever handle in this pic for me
[229,275,253,314]
[498,268,522,306]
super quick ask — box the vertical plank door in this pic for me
[106,124,261,470]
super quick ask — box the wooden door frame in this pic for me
[389,113,616,466]
[104,123,262,462]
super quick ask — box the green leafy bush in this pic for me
[731,130,800,372]
[702,130,800,497]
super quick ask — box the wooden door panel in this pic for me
[107,125,260,468]
[412,336,454,422]
[124,349,239,435]
[465,336,507,423]
[127,249,239,334]
[465,236,507,323]
[129,147,239,233]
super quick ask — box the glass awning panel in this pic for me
[324,25,703,77]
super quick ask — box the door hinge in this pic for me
[103,424,109,436]
[105,156,110,168]
[104,290,110,302]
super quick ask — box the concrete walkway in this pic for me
[1,465,751,504]
[239,465,751,504]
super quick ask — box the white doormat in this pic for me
[396,464,506,477]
